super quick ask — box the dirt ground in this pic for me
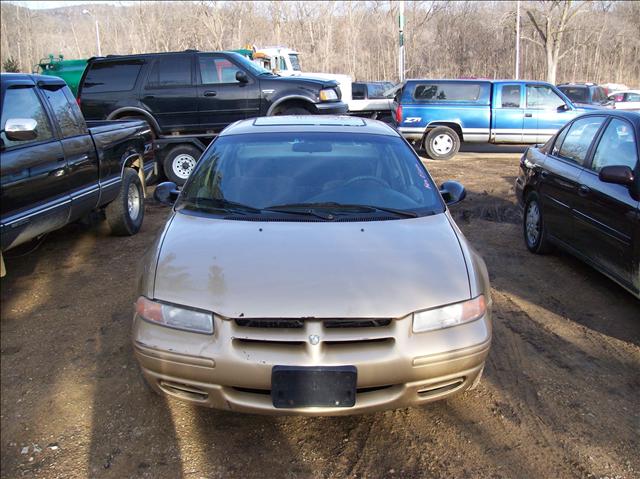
[1,150,639,479]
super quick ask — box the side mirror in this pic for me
[4,118,38,141]
[439,181,467,206]
[236,71,248,83]
[599,165,634,186]
[557,104,570,112]
[154,181,180,205]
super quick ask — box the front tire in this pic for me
[424,126,460,160]
[106,167,144,236]
[278,106,312,115]
[163,145,201,186]
[523,191,552,254]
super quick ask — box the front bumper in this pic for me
[133,311,491,416]
[315,101,349,115]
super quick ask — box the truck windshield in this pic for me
[179,132,443,217]
[558,86,588,103]
[289,54,302,71]
[226,52,272,76]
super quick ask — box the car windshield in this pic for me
[226,52,272,76]
[179,132,444,218]
[559,86,589,103]
[289,54,302,71]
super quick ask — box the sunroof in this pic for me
[253,116,367,127]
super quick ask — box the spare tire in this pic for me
[163,144,201,186]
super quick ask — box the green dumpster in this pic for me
[37,55,87,96]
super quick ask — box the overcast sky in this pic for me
[8,1,138,9]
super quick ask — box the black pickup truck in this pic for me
[0,73,155,275]
[77,50,347,184]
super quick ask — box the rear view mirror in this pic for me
[3,118,38,141]
[439,181,467,205]
[599,165,634,186]
[236,71,248,83]
[154,181,180,205]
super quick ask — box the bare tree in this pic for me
[524,0,587,84]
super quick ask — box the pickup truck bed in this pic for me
[1,73,155,275]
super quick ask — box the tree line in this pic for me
[1,1,638,86]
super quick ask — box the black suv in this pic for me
[77,50,347,183]
[557,83,611,108]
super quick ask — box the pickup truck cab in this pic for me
[1,73,155,275]
[393,79,588,160]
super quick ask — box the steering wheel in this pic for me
[342,176,390,188]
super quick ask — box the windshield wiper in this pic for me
[180,197,262,215]
[264,202,419,218]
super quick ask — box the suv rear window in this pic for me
[83,61,142,93]
[413,83,482,102]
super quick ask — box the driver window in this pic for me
[1,87,53,149]
[527,85,565,109]
[199,57,239,84]
[591,119,638,172]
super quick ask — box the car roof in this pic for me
[403,79,555,86]
[577,109,640,127]
[220,116,400,137]
[1,72,66,87]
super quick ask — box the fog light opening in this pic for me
[159,380,208,401]
[417,378,465,398]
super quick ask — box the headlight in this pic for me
[412,295,486,333]
[319,88,338,101]
[135,297,213,334]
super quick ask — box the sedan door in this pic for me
[537,116,606,246]
[572,117,639,291]
[196,54,260,132]
[0,85,69,251]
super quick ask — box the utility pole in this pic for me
[515,0,520,79]
[398,1,405,82]
[82,9,102,57]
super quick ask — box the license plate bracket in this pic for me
[271,365,357,408]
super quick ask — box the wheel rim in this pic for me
[525,200,541,246]
[432,134,454,155]
[172,154,196,179]
[127,183,141,221]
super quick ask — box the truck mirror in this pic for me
[236,71,248,83]
[154,181,180,205]
[439,181,467,206]
[4,118,38,141]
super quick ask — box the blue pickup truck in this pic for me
[393,79,590,160]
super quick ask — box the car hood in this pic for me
[263,74,338,89]
[152,212,471,319]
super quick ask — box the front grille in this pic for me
[235,318,392,329]
[230,317,396,351]
[235,318,304,329]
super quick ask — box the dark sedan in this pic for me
[515,111,639,298]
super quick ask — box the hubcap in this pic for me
[127,183,141,220]
[526,200,541,246]
[173,154,196,179]
[432,134,453,155]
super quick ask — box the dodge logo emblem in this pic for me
[309,334,320,345]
